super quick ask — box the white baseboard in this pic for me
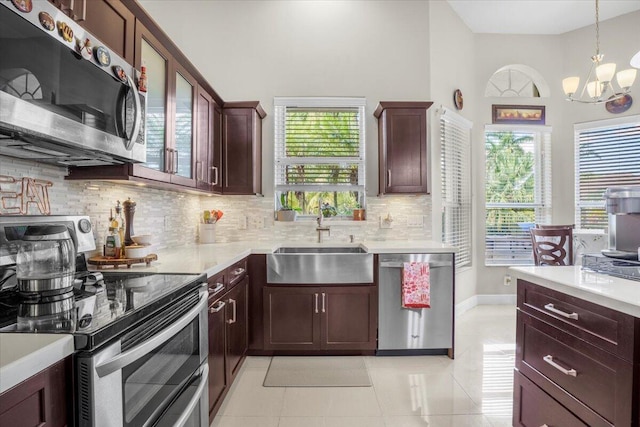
[455,294,516,317]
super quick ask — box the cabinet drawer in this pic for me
[228,259,248,287]
[208,271,227,298]
[518,279,637,360]
[517,311,632,426]
[513,370,591,427]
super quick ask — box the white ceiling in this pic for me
[447,0,640,34]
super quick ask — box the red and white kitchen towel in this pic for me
[401,261,431,308]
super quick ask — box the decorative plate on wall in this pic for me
[454,89,463,110]
[605,94,633,114]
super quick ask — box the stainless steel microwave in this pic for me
[0,1,146,166]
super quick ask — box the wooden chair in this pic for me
[535,224,575,230]
[530,228,574,266]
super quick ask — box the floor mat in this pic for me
[263,356,372,387]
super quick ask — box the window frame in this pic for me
[484,124,552,266]
[273,97,366,219]
[574,115,640,230]
[440,107,473,269]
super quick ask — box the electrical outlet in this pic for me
[504,275,512,286]
[163,216,170,231]
[380,214,393,229]
[407,215,424,228]
[237,216,247,230]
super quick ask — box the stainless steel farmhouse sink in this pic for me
[267,246,373,284]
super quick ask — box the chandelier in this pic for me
[562,0,637,104]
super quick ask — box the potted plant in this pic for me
[276,193,297,221]
[353,204,366,221]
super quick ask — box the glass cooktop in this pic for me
[0,271,205,351]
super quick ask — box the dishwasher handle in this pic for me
[379,261,452,269]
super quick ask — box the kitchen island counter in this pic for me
[509,265,640,317]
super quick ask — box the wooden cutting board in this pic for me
[87,254,158,269]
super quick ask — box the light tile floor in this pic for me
[212,305,516,427]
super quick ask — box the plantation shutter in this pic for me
[574,116,640,229]
[440,107,472,269]
[274,97,366,194]
[484,125,552,266]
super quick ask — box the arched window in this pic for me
[0,69,43,100]
[485,65,549,98]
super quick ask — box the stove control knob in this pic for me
[78,218,92,234]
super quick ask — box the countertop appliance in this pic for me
[0,216,209,427]
[377,253,454,357]
[603,186,640,260]
[0,1,145,166]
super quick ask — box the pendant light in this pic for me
[562,0,636,104]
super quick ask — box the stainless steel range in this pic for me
[0,216,208,427]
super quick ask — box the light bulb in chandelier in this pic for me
[562,0,637,104]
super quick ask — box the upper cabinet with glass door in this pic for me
[130,22,196,187]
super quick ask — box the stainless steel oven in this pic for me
[0,215,209,427]
[75,284,208,427]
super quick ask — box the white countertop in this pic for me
[0,334,74,394]
[104,239,457,277]
[509,266,640,317]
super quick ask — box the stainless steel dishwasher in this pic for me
[377,253,454,357]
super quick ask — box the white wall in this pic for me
[427,1,477,303]
[139,0,433,200]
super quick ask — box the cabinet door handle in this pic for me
[227,298,236,324]
[314,293,319,314]
[209,301,225,313]
[209,282,224,296]
[231,267,245,276]
[211,166,219,186]
[543,355,577,377]
[387,169,391,187]
[196,161,201,181]
[544,303,578,320]
[321,292,326,313]
[174,149,179,174]
[165,148,172,173]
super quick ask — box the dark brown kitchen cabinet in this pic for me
[514,279,640,427]
[225,277,249,380]
[222,102,266,195]
[207,260,249,422]
[196,86,221,192]
[374,102,433,194]
[0,357,71,427]
[48,0,135,64]
[263,285,377,352]
[207,291,227,420]
[132,22,197,188]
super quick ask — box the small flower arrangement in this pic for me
[203,209,224,224]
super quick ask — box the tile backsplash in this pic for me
[1,157,432,251]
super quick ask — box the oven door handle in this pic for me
[174,363,209,427]
[95,289,207,378]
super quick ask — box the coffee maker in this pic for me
[603,186,640,259]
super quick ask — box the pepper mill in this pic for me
[123,197,136,246]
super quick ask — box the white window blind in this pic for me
[274,97,366,216]
[440,107,472,269]
[485,125,552,266]
[574,115,640,229]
